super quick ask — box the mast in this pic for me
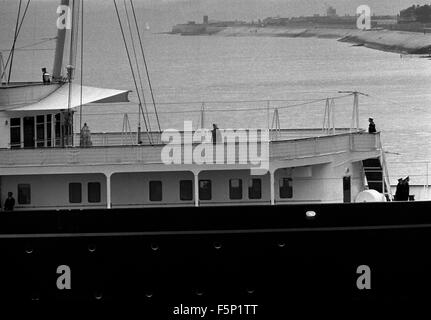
[52,0,70,82]
[65,0,80,146]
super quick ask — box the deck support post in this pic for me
[194,171,199,207]
[270,169,275,205]
[106,173,112,209]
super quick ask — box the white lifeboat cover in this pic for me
[355,189,387,203]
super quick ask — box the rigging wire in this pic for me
[130,0,162,133]
[123,0,152,132]
[80,94,351,107]
[6,0,22,83]
[113,0,152,144]
[3,0,31,82]
[0,37,56,51]
[79,0,84,132]
[77,94,354,115]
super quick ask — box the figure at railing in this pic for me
[368,118,376,133]
[80,123,93,147]
[211,124,222,145]
[395,176,410,201]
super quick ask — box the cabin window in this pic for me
[149,181,162,202]
[199,180,212,200]
[229,179,243,200]
[55,114,61,146]
[248,178,262,199]
[46,115,52,147]
[10,118,21,149]
[180,180,193,201]
[88,182,101,203]
[36,115,45,147]
[17,184,31,205]
[23,116,35,148]
[69,183,82,203]
[279,178,293,199]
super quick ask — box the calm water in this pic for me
[1,1,431,184]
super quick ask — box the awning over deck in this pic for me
[8,83,129,112]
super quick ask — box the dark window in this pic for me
[343,176,351,203]
[55,113,61,146]
[36,115,45,147]
[10,117,21,149]
[46,114,52,147]
[17,184,31,204]
[279,178,293,199]
[229,179,243,200]
[23,116,35,148]
[69,183,82,203]
[10,118,20,126]
[88,182,101,203]
[149,181,162,202]
[180,180,193,201]
[248,179,262,199]
[199,180,212,200]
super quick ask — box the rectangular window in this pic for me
[88,182,101,203]
[17,184,31,205]
[69,183,82,203]
[10,117,21,149]
[23,116,35,148]
[180,180,193,201]
[46,114,52,147]
[149,181,162,202]
[55,113,61,146]
[199,180,212,200]
[36,115,45,147]
[279,178,293,199]
[229,179,243,200]
[248,179,262,199]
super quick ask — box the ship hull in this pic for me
[0,201,430,308]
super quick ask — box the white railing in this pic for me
[72,128,358,147]
[387,161,430,188]
[0,132,379,168]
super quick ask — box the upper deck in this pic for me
[0,129,380,173]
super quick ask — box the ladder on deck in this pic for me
[362,155,393,200]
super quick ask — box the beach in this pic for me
[199,26,431,54]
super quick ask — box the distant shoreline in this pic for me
[171,26,431,55]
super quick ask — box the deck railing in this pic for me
[72,128,359,147]
[0,132,379,168]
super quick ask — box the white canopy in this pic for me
[9,84,129,112]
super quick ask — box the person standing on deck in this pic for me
[403,176,410,200]
[4,192,15,211]
[80,123,92,147]
[395,178,403,201]
[41,67,51,84]
[212,124,222,145]
[368,118,376,133]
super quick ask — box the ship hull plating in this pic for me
[0,201,430,307]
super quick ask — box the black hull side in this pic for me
[1,201,430,310]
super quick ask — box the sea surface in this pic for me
[1,1,431,185]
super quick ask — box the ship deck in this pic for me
[0,129,378,168]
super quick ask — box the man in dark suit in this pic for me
[4,192,15,211]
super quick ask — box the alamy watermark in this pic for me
[161,121,269,175]
[357,5,372,30]
[56,5,72,30]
